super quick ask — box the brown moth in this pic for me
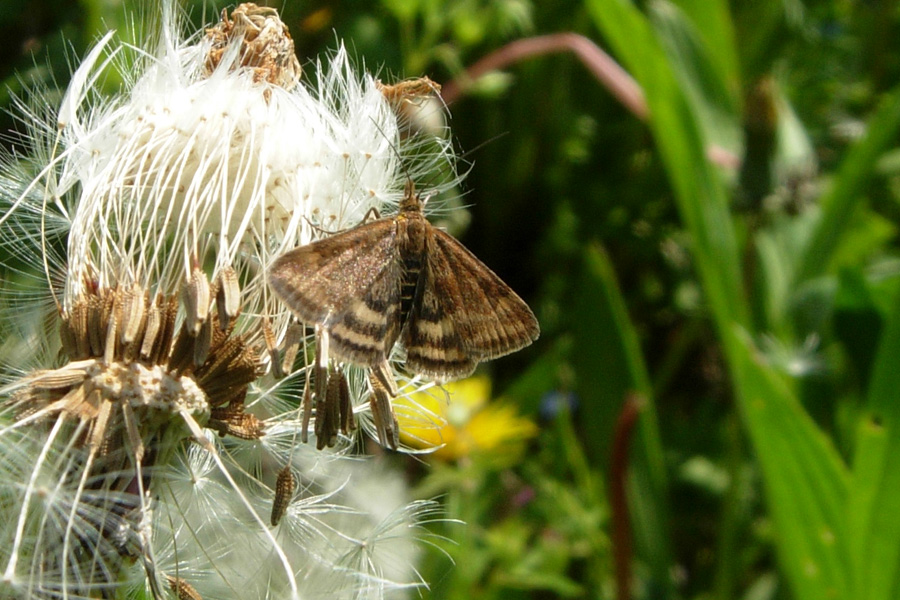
[268,181,539,382]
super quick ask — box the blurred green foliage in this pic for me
[5,0,900,599]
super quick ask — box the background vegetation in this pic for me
[3,0,900,599]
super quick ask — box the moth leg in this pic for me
[312,327,330,441]
[300,367,313,444]
[372,358,399,396]
[360,206,382,224]
[304,205,382,238]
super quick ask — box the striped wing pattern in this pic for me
[268,220,403,366]
[403,228,540,381]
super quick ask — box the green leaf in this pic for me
[667,0,741,98]
[728,334,851,600]
[650,1,741,153]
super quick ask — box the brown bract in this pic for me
[4,273,264,593]
[376,76,442,105]
[377,76,444,138]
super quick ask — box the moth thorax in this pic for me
[400,213,428,254]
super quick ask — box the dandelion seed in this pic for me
[167,574,204,600]
[271,465,295,526]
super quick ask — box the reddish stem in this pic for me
[442,33,646,117]
[441,33,740,169]
[610,393,643,600]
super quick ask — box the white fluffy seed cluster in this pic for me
[57,30,447,325]
[0,4,455,600]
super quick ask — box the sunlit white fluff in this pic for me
[0,3,456,599]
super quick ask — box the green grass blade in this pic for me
[794,89,900,287]
[585,2,852,598]
[728,334,851,600]
[649,1,741,153]
[667,0,740,95]
[585,0,746,329]
[849,285,900,600]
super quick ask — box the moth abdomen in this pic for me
[399,259,423,324]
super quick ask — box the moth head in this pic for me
[399,179,427,213]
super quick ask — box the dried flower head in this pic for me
[0,2,457,598]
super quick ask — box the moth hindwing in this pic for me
[268,181,539,382]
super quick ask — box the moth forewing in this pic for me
[268,221,402,367]
[427,227,540,358]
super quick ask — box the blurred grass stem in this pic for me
[611,394,642,600]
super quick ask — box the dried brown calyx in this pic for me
[376,76,442,105]
[205,2,302,89]
[376,76,444,138]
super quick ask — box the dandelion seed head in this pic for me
[55,24,441,326]
[0,2,459,597]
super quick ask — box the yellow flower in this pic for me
[395,376,538,462]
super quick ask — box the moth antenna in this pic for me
[417,131,505,195]
[368,116,416,189]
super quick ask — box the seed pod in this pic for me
[194,317,212,366]
[280,321,303,376]
[182,267,210,336]
[368,368,399,450]
[166,575,203,600]
[140,302,161,361]
[120,283,146,345]
[263,319,282,379]
[271,465,295,526]
[215,266,240,331]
